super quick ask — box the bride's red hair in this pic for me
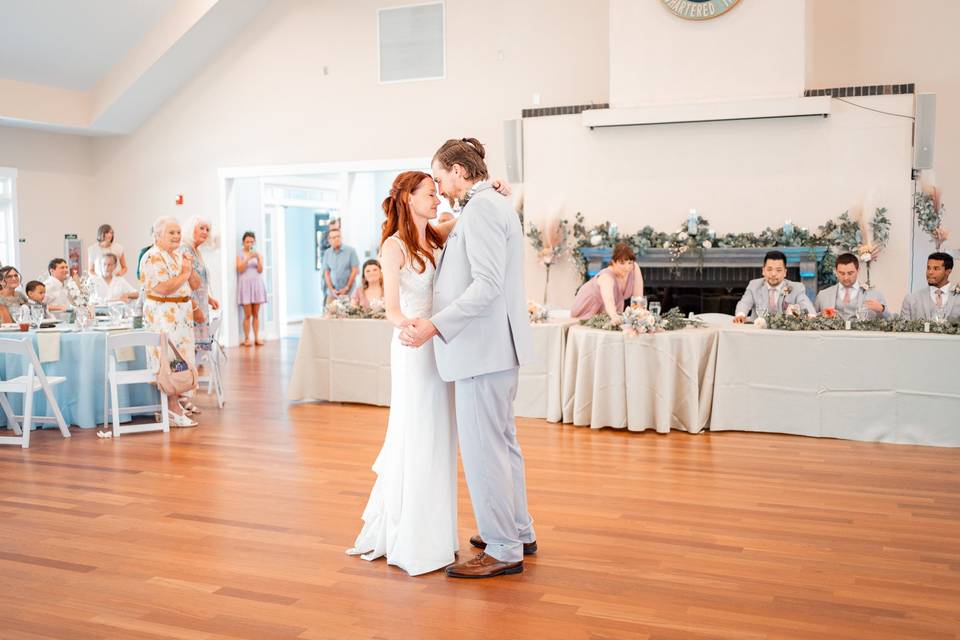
[380,171,443,273]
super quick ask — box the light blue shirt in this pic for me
[321,245,359,293]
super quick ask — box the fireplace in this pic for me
[579,247,828,316]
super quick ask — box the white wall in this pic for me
[808,0,960,246]
[87,0,610,341]
[609,0,807,106]
[523,96,914,309]
[0,126,96,280]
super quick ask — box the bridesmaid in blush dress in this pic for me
[570,242,644,324]
[236,231,268,346]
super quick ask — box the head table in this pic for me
[0,325,157,430]
[287,316,960,446]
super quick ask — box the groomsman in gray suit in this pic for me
[401,138,536,579]
[733,250,815,322]
[899,252,960,321]
[814,252,889,320]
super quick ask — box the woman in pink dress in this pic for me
[571,242,644,324]
[351,259,385,310]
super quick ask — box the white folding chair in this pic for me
[196,314,225,408]
[0,338,71,448]
[103,331,169,437]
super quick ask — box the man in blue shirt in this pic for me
[321,228,359,301]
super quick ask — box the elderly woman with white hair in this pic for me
[141,215,201,427]
[180,215,219,356]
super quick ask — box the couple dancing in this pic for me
[346,138,537,578]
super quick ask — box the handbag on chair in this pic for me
[156,332,198,395]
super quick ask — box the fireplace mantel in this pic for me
[579,246,829,300]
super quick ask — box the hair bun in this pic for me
[461,137,486,160]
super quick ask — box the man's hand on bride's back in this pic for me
[400,317,439,348]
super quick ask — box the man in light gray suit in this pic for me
[401,138,536,579]
[733,250,816,322]
[900,252,960,321]
[814,252,890,320]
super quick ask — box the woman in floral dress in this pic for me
[141,216,200,428]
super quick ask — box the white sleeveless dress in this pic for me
[346,238,458,575]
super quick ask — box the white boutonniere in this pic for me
[782,285,793,296]
[861,282,874,291]
[952,283,960,295]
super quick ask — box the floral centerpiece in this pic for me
[325,297,386,320]
[759,313,960,335]
[66,274,96,327]
[528,301,549,324]
[581,307,704,334]
[526,217,570,304]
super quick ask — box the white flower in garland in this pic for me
[859,251,873,264]
[754,317,768,329]
[590,233,603,246]
[662,241,671,248]
[702,240,713,249]
[678,231,689,242]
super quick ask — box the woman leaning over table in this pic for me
[141,216,202,427]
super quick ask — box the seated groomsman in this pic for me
[899,252,959,321]
[733,250,815,323]
[814,253,889,320]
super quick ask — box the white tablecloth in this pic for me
[561,326,718,433]
[288,317,569,419]
[288,318,394,406]
[711,325,960,446]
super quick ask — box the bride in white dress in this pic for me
[346,171,459,576]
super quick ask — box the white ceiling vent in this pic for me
[378,2,445,83]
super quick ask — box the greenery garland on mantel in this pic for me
[569,208,891,288]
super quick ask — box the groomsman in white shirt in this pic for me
[899,252,959,321]
[734,250,815,322]
[814,252,889,320]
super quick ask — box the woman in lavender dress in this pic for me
[570,242,644,324]
[236,231,268,346]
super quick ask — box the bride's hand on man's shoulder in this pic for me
[491,179,512,197]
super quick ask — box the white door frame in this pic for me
[0,167,20,269]
[217,157,430,347]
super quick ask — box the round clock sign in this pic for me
[661,0,741,21]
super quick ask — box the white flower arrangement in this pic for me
[325,296,353,319]
[528,301,549,324]
[754,317,768,329]
[590,234,603,246]
[66,274,95,308]
[620,306,662,336]
[702,240,713,249]
[953,283,960,296]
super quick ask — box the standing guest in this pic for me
[0,266,28,323]
[141,216,200,427]
[734,250,815,322]
[351,259,385,310]
[43,258,80,312]
[321,228,359,302]
[900,252,959,321]
[181,216,220,353]
[236,231,268,346]
[814,253,889,320]
[570,243,644,324]
[88,224,128,276]
[93,253,138,303]
[24,280,53,319]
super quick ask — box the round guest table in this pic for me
[560,325,719,433]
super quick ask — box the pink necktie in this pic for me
[843,288,851,304]
[935,289,944,308]
[768,288,776,312]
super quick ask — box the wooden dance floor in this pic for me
[1,340,958,639]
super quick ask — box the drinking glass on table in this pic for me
[933,308,947,324]
[30,304,44,329]
[108,303,124,325]
[631,296,648,310]
[649,301,661,318]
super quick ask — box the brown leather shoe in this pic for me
[445,552,523,579]
[469,535,538,555]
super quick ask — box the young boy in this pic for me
[24,280,53,319]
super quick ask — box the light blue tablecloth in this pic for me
[0,329,158,429]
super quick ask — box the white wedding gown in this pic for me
[346,240,459,575]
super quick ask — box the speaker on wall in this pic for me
[504,119,524,184]
[914,93,936,170]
